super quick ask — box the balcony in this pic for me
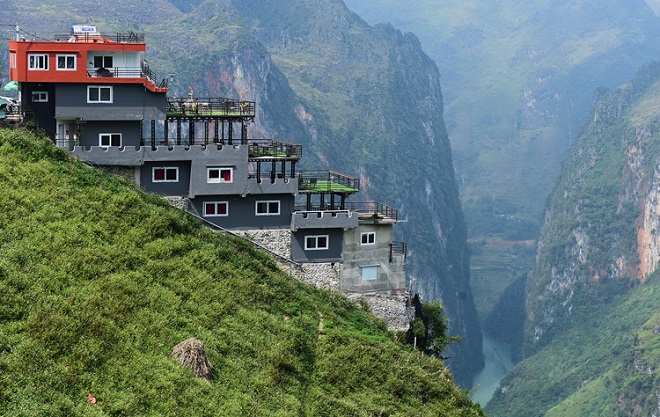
[248,139,302,160]
[291,210,358,231]
[297,170,360,194]
[86,60,164,85]
[347,202,398,223]
[166,97,256,118]
[389,241,407,262]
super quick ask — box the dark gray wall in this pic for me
[141,160,191,196]
[191,194,295,229]
[291,228,343,263]
[22,83,56,138]
[55,84,166,121]
[80,120,141,148]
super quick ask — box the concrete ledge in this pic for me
[291,210,358,231]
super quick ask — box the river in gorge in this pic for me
[470,332,515,406]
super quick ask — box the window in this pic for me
[305,235,329,251]
[207,167,233,183]
[152,167,178,183]
[256,200,280,216]
[93,55,114,68]
[204,202,228,217]
[361,266,378,281]
[361,232,376,245]
[87,86,113,103]
[9,52,16,69]
[31,91,48,102]
[28,54,49,70]
[99,133,121,147]
[56,54,76,70]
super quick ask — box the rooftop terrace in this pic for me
[166,97,256,119]
[297,170,360,194]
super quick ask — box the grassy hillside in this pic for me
[486,269,660,416]
[0,128,484,416]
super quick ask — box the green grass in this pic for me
[486,269,660,417]
[0,128,484,416]
[298,180,358,193]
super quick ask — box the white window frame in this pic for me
[56,54,76,70]
[99,133,122,148]
[361,266,378,281]
[9,52,16,69]
[87,85,113,103]
[28,54,49,70]
[360,232,376,246]
[255,200,280,216]
[207,167,233,183]
[305,235,329,251]
[203,201,229,217]
[152,167,179,183]
[31,91,48,102]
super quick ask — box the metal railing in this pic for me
[346,202,398,221]
[248,139,302,160]
[297,170,360,193]
[166,97,256,117]
[87,60,158,85]
[390,241,407,262]
[53,31,145,43]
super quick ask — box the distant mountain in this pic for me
[0,0,483,383]
[344,0,660,329]
[486,62,660,415]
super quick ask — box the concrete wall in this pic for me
[55,83,166,121]
[22,83,56,138]
[291,210,358,231]
[291,228,343,263]
[80,120,141,148]
[340,223,406,294]
[191,194,295,229]
[140,160,191,196]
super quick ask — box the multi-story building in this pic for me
[7,25,407,296]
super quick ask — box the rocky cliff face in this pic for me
[524,62,660,354]
[486,63,660,416]
[1,0,483,384]
[225,0,482,383]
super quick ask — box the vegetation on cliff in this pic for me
[0,128,484,416]
[485,62,660,415]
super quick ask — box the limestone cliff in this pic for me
[224,0,482,384]
[523,62,660,354]
[1,0,483,384]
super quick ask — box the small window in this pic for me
[204,202,228,217]
[361,266,378,281]
[153,167,179,183]
[31,91,48,102]
[99,133,121,148]
[256,200,280,216]
[56,54,76,70]
[305,235,329,251]
[361,232,376,245]
[93,55,114,68]
[88,86,113,103]
[28,54,48,70]
[208,167,233,183]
